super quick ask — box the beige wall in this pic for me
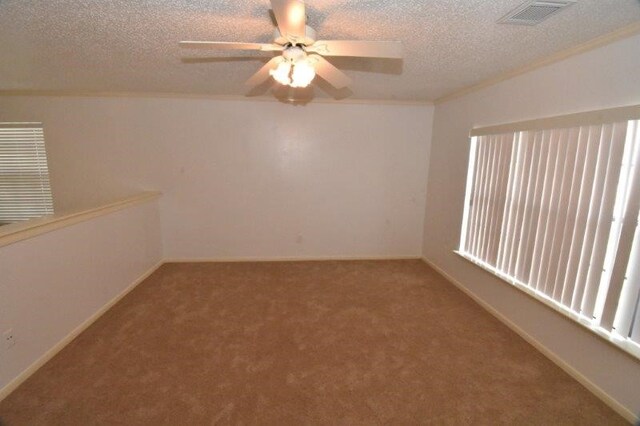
[423,33,640,416]
[0,97,434,259]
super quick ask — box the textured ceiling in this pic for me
[1,0,639,102]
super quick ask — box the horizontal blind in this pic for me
[459,117,640,355]
[0,123,54,223]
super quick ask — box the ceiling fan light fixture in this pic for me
[269,61,292,85]
[290,59,315,88]
[269,57,316,88]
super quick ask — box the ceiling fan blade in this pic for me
[270,0,306,43]
[307,40,403,59]
[179,41,283,52]
[307,54,351,89]
[245,56,284,88]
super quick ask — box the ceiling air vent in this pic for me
[498,0,576,25]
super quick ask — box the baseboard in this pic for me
[164,255,422,263]
[420,257,637,424]
[0,260,164,402]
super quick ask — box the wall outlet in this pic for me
[3,329,15,350]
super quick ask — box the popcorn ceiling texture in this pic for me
[0,0,639,101]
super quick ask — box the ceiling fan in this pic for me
[179,0,402,91]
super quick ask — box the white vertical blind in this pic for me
[0,123,54,223]
[459,116,640,359]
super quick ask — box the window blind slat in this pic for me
[502,132,525,274]
[495,136,517,268]
[466,138,482,253]
[506,133,528,276]
[478,136,496,258]
[470,137,487,254]
[460,137,478,253]
[480,137,500,260]
[475,136,493,258]
[469,136,488,256]
[533,129,559,291]
[631,300,640,343]
[529,131,557,290]
[513,132,536,280]
[483,137,504,265]
[490,136,510,264]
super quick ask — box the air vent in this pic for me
[498,1,576,25]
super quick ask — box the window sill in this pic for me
[453,250,640,362]
[0,191,161,248]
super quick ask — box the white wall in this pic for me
[0,199,162,393]
[423,33,640,416]
[0,97,434,259]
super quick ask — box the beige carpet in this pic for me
[0,260,626,425]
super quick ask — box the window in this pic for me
[458,105,640,358]
[0,123,54,224]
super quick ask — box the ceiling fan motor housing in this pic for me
[273,25,316,46]
[282,45,307,62]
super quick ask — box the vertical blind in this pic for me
[459,113,640,357]
[0,123,54,223]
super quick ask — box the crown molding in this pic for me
[0,90,433,107]
[435,21,640,105]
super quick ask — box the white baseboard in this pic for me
[0,260,163,402]
[420,257,637,424]
[164,255,421,263]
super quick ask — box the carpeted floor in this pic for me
[0,260,627,425]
